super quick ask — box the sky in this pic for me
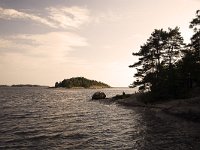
[0,0,199,87]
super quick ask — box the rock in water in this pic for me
[92,92,106,100]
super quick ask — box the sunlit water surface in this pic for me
[0,87,199,149]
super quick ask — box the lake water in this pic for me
[0,87,200,149]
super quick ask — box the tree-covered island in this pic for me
[55,77,110,89]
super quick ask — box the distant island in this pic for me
[55,77,111,89]
[0,85,10,87]
[11,84,49,88]
[0,84,49,88]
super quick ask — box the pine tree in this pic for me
[189,10,200,86]
[130,28,185,99]
[129,29,167,92]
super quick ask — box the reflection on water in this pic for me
[0,87,199,149]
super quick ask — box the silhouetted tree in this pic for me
[129,29,167,92]
[188,10,200,86]
[55,82,59,88]
[130,27,185,99]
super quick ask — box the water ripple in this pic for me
[0,87,200,149]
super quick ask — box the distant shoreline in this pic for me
[0,84,49,88]
[50,86,112,89]
[0,85,132,89]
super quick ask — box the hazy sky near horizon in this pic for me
[0,0,199,87]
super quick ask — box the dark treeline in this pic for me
[130,10,200,101]
[11,84,47,87]
[55,77,110,88]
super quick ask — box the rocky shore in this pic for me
[93,93,200,123]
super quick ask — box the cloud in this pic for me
[0,7,56,28]
[0,6,91,85]
[0,31,90,86]
[0,39,14,48]
[0,32,88,61]
[0,6,90,29]
[92,11,123,24]
[47,7,90,29]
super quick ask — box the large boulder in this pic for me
[92,92,106,100]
